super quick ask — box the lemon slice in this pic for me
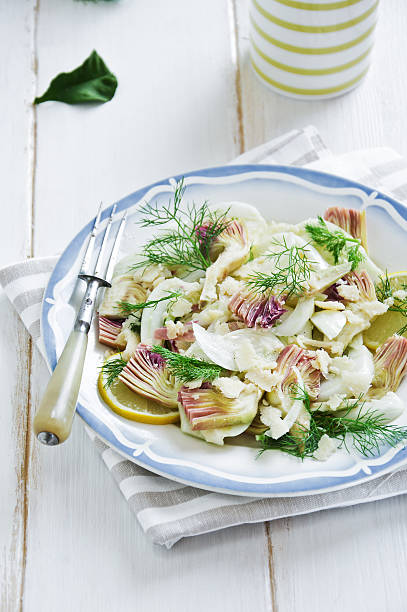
[98,353,180,424]
[364,271,407,351]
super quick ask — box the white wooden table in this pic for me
[1,1,407,610]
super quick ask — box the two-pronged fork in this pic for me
[34,205,127,446]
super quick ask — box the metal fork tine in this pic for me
[104,211,127,284]
[93,203,117,278]
[79,202,103,276]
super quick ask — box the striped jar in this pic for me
[249,0,379,99]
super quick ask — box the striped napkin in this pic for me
[2,125,407,548]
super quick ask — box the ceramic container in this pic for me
[249,0,379,99]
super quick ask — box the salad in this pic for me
[97,181,407,462]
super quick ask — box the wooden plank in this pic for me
[32,0,243,257]
[23,1,271,610]
[0,304,31,612]
[270,497,407,612]
[234,1,407,610]
[0,1,36,609]
[26,368,271,609]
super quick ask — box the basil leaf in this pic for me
[34,50,118,105]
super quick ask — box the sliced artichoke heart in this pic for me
[208,200,266,250]
[178,383,261,445]
[298,218,383,281]
[200,220,250,302]
[119,344,180,407]
[99,274,147,319]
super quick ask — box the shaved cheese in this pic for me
[313,435,339,461]
[310,349,331,378]
[219,276,244,297]
[212,376,246,398]
[245,368,280,392]
[394,289,407,300]
[183,379,203,389]
[296,335,344,355]
[315,393,347,412]
[314,300,345,311]
[260,407,288,439]
[358,300,388,318]
[196,301,230,326]
[165,320,185,340]
[234,338,258,371]
[345,310,365,325]
[337,284,360,302]
[209,321,230,335]
[169,297,192,318]
[261,398,303,440]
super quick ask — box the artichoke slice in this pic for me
[229,290,286,329]
[201,220,250,302]
[324,206,367,250]
[99,275,147,319]
[178,382,260,436]
[98,316,123,348]
[119,344,179,407]
[371,335,407,396]
[266,344,321,407]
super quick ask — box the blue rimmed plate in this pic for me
[41,165,407,497]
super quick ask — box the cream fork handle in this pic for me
[34,277,101,445]
[33,329,88,445]
[34,206,127,446]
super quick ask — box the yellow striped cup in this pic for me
[249,0,379,99]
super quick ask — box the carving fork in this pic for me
[34,204,127,445]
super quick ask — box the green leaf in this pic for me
[34,50,118,105]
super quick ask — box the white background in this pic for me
[1,1,407,610]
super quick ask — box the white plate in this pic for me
[41,164,407,497]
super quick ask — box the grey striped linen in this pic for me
[2,125,407,548]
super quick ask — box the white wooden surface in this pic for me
[1,1,407,610]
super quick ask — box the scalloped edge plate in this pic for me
[41,165,407,497]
